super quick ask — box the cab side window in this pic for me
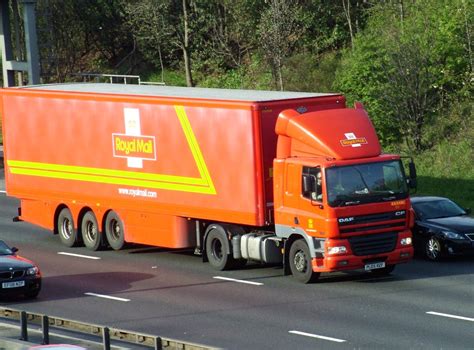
[302,166,322,201]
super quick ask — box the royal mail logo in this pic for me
[112,134,156,159]
[112,108,156,168]
[340,132,368,148]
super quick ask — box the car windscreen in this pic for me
[413,199,466,220]
[0,241,13,255]
[326,160,408,207]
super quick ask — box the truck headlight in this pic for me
[441,231,466,240]
[400,237,412,246]
[26,267,40,276]
[327,246,347,255]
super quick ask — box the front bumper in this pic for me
[0,277,42,297]
[442,239,474,256]
[311,231,414,273]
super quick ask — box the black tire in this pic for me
[289,239,320,284]
[57,208,80,247]
[25,289,40,299]
[105,211,125,250]
[370,264,395,276]
[81,211,103,251]
[425,236,443,261]
[206,227,234,271]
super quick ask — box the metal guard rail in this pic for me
[0,307,214,350]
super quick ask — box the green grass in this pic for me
[412,139,474,210]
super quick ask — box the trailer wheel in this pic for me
[205,227,234,271]
[57,208,80,247]
[289,239,320,284]
[81,211,103,251]
[105,211,125,250]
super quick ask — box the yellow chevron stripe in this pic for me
[7,105,217,195]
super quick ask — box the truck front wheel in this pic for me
[205,227,234,271]
[81,211,103,251]
[289,239,320,284]
[105,211,125,250]
[57,208,80,247]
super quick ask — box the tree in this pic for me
[124,0,199,86]
[257,0,305,90]
[335,0,473,152]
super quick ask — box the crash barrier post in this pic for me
[20,310,28,341]
[155,336,163,350]
[102,326,110,350]
[42,315,49,344]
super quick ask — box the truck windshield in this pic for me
[326,160,408,207]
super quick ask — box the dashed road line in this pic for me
[85,292,130,302]
[427,311,474,322]
[213,276,263,286]
[58,252,101,260]
[289,330,346,343]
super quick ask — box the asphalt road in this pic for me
[0,193,473,349]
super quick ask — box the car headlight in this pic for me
[327,246,347,255]
[26,266,40,276]
[441,231,466,240]
[400,237,412,246]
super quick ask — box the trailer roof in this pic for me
[20,83,338,102]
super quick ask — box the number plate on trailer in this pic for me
[2,280,25,289]
[364,262,385,271]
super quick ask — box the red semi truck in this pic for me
[1,84,415,283]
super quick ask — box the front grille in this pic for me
[466,233,474,242]
[0,270,25,279]
[348,232,398,256]
[338,210,406,235]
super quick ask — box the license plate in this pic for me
[2,280,25,289]
[364,262,385,271]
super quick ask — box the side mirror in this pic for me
[465,208,472,215]
[11,247,18,253]
[401,157,417,191]
[302,174,312,194]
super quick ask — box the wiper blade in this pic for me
[382,196,397,201]
[344,200,361,206]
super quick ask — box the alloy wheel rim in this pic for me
[61,218,73,239]
[427,238,440,259]
[294,250,307,272]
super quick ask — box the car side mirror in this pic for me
[11,247,18,253]
[465,208,472,215]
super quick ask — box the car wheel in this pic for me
[81,211,103,251]
[289,239,320,284]
[425,236,443,261]
[57,208,80,247]
[105,211,125,250]
[25,289,40,299]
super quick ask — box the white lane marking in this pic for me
[58,252,101,260]
[427,311,474,322]
[289,330,347,343]
[85,292,130,302]
[0,190,6,194]
[213,276,263,286]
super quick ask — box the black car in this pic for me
[0,240,42,298]
[411,196,474,261]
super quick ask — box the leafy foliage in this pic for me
[1,0,472,203]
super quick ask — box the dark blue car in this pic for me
[411,196,474,261]
[0,240,42,298]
